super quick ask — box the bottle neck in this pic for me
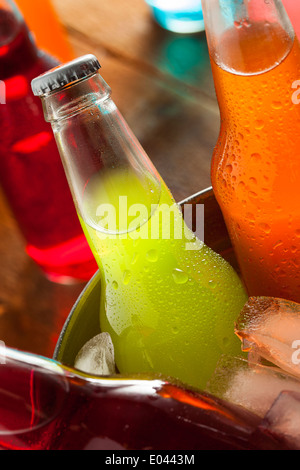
[0,1,39,79]
[38,71,162,231]
[0,0,23,39]
[202,0,295,76]
[41,73,112,123]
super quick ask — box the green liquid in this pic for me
[79,170,247,389]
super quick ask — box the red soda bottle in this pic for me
[0,0,97,283]
[0,346,264,450]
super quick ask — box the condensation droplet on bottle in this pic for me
[112,281,119,290]
[242,18,251,28]
[258,223,271,234]
[272,101,282,110]
[246,212,256,222]
[172,269,188,285]
[208,280,217,289]
[273,240,283,250]
[146,249,158,263]
[254,120,264,130]
[234,20,243,29]
[131,252,139,265]
[123,270,131,285]
[251,153,261,161]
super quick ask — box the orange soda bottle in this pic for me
[15,0,74,61]
[202,0,300,303]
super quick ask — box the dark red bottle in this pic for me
[0,347,271,451]
[0,0,97,283]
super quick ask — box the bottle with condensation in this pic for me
[202,0,300,303]
[31,55,248,390]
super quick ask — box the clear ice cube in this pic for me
[235,297,300,379]
[206,355,300,417]
[74,332,116,376]
[253,391,300,450]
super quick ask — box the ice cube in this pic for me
[74,333,116,376]
[206,355,300,418]
[253,391,300,450]
[235,297,300,379]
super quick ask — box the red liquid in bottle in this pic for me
[0,9,97,282]
[0,350,267,450]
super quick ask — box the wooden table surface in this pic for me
[0,0,220,360]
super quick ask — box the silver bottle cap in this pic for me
[31,54,101,96]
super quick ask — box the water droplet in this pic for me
[225,164,233,174]
[146,249,158,263]
[255,120,264,130]
[123,270,131,285]
[234,20,243,29]
[112,281,119,290]
[272,101,282,110]
[172,269,188,285]
[273,240,283,250]
[242,18,251,28]
[259,223,271,234]
[208,280,217,289]
[251,153,261,161]
[245,212,255,222]
[131,252,139,265]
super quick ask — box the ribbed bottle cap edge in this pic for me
[31,54,101,96]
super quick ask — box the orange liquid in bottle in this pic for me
[210,22,300,302]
